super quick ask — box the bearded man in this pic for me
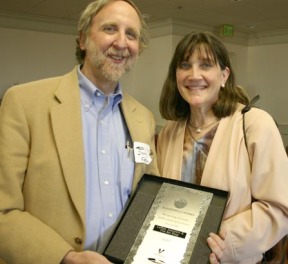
[0,1,159,263]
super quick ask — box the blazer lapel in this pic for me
[50,68,85,224]
[120,94,147,188]
[120,93,145,141]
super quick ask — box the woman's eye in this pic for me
[179,62,190,69]
[201,62,213,69]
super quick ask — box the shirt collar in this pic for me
[77,66,123,109]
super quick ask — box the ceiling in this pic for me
[0,0,288,35]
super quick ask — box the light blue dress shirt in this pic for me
[78,67,134,252]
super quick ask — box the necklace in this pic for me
[189,119,219,133]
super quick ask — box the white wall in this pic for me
[0,27,77,98]
[0,25,287,145]
[225,43,249,90]
[120,35,174,129]
[248,43,288,145]
[248,43,288,123]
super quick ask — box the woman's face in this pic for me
[176,46,230,111]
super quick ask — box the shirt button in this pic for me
[84,104,90,112]
[104,180,109,185]
[74,237,83,244]
[96,91,101,97]
[108,213,113,218]
[101,150,106,154]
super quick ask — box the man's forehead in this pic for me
[91,1,141,30]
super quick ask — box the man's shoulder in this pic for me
[2,68,79,108]
[5,67,77,96]
[122,92,152,113]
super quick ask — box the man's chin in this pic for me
[103,70,125,82]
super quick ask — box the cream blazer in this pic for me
[0,67,159,264]
[157,104,288,264]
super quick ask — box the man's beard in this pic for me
[85,40,137,82]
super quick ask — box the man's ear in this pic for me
[79,32,86,51]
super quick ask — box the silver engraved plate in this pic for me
[124,183,213,264]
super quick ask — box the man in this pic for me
[0,1,159,263]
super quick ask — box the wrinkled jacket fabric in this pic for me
[157,103,288,263]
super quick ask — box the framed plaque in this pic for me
[104,174,228,264]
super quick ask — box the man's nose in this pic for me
[113,32,128,49]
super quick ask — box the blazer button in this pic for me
[74,237,83,244]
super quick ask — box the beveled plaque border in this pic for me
[104,174,228,264]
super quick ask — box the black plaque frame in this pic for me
[104,174,228,264]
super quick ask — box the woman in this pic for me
[157,32,288,263]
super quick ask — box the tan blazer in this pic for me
[0,67,159,264]
[157,104,288,264]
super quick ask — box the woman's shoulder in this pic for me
[159,119,187,135]
[234,103,279,135]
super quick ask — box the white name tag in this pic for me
[134,141,152,165]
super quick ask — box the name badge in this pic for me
[134,141,152,165]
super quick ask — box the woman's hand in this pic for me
[207,231,226,264]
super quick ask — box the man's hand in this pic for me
[62,250,113,264]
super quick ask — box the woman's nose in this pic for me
[187,67,201,79]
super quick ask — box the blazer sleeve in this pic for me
[221,108,288,262]
[0,87,73,264]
